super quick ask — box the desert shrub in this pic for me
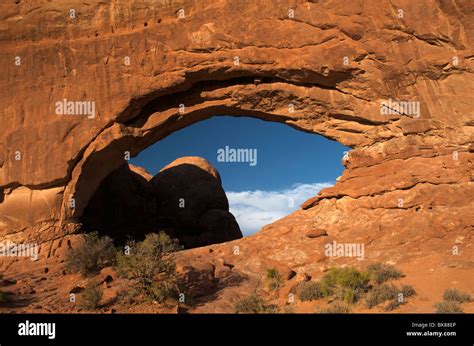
[322,267,371,291]
[66,232,116,276]
[297,267,371,304]
[384,299,404,311]
[264,268,283,292]
[341,287,359,304]
[149,278,178,304]
[435,301,463,313]
[319,267,371,304]
[116,232,181,303]
[79,280,103,310]
[297,281,327,301]
[366,263,403,284]
[400,284,416,299]
[443,288,472,303]
[365,283,415,310]
[234,294,278,313]
[0,291,6,302]
[0,274,6,303]
[319,302,351,313]
[365,283,399,309]
[282,305,295,313]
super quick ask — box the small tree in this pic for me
[116,232,181,303]
[79,280,103,311]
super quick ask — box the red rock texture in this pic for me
[0,0,473,313]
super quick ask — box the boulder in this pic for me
[151,157,243,248]
[80,163,157,242]
[80,157,242,248]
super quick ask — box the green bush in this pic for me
[295,265,414,308]
[366,263,403,284]
[443,288,472,303]
[234,294,278,313]
[319,302,351,313]
[79,280,103,310]
[319,267,371,304]
[265,268,283,292]
[435,301,463,313]
[116,232,181,303]
[66,232,116,276]
[322,267,371,291]
[341,288,359,304]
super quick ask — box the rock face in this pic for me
[81,158,241,247]
[150,156,242,248]
[80,163,158,242]
[0,0,473,312]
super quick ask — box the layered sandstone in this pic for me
[0,0,473,312]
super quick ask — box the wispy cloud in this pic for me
[227,182,333,236]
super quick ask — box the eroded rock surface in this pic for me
[0,0,472,312]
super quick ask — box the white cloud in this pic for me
[227,182,333,236]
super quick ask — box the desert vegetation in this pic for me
[0,273,10,305]
[366,263,403,284]
[296,263,416,311]
[79,280,103,311]
[263,268,283,292]
[434,288,472,313]
[116,232,182,303]
[0,292,5,304]
[65,231,183,309]
[234,294,279,313]
[66,232,116,276]
[233,263,417,313]
[234,268,285,313]
[319,302,352,313]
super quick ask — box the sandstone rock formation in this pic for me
[81,157,241,247]
[0,0,473,313]
[150,156,242,248]
[80,163,157,242]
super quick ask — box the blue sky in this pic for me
[131,116,349,235]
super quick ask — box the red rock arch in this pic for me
[0,1,472,286]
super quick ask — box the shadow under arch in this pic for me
[61,73,367,233]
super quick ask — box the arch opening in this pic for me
[78,115,349,248]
